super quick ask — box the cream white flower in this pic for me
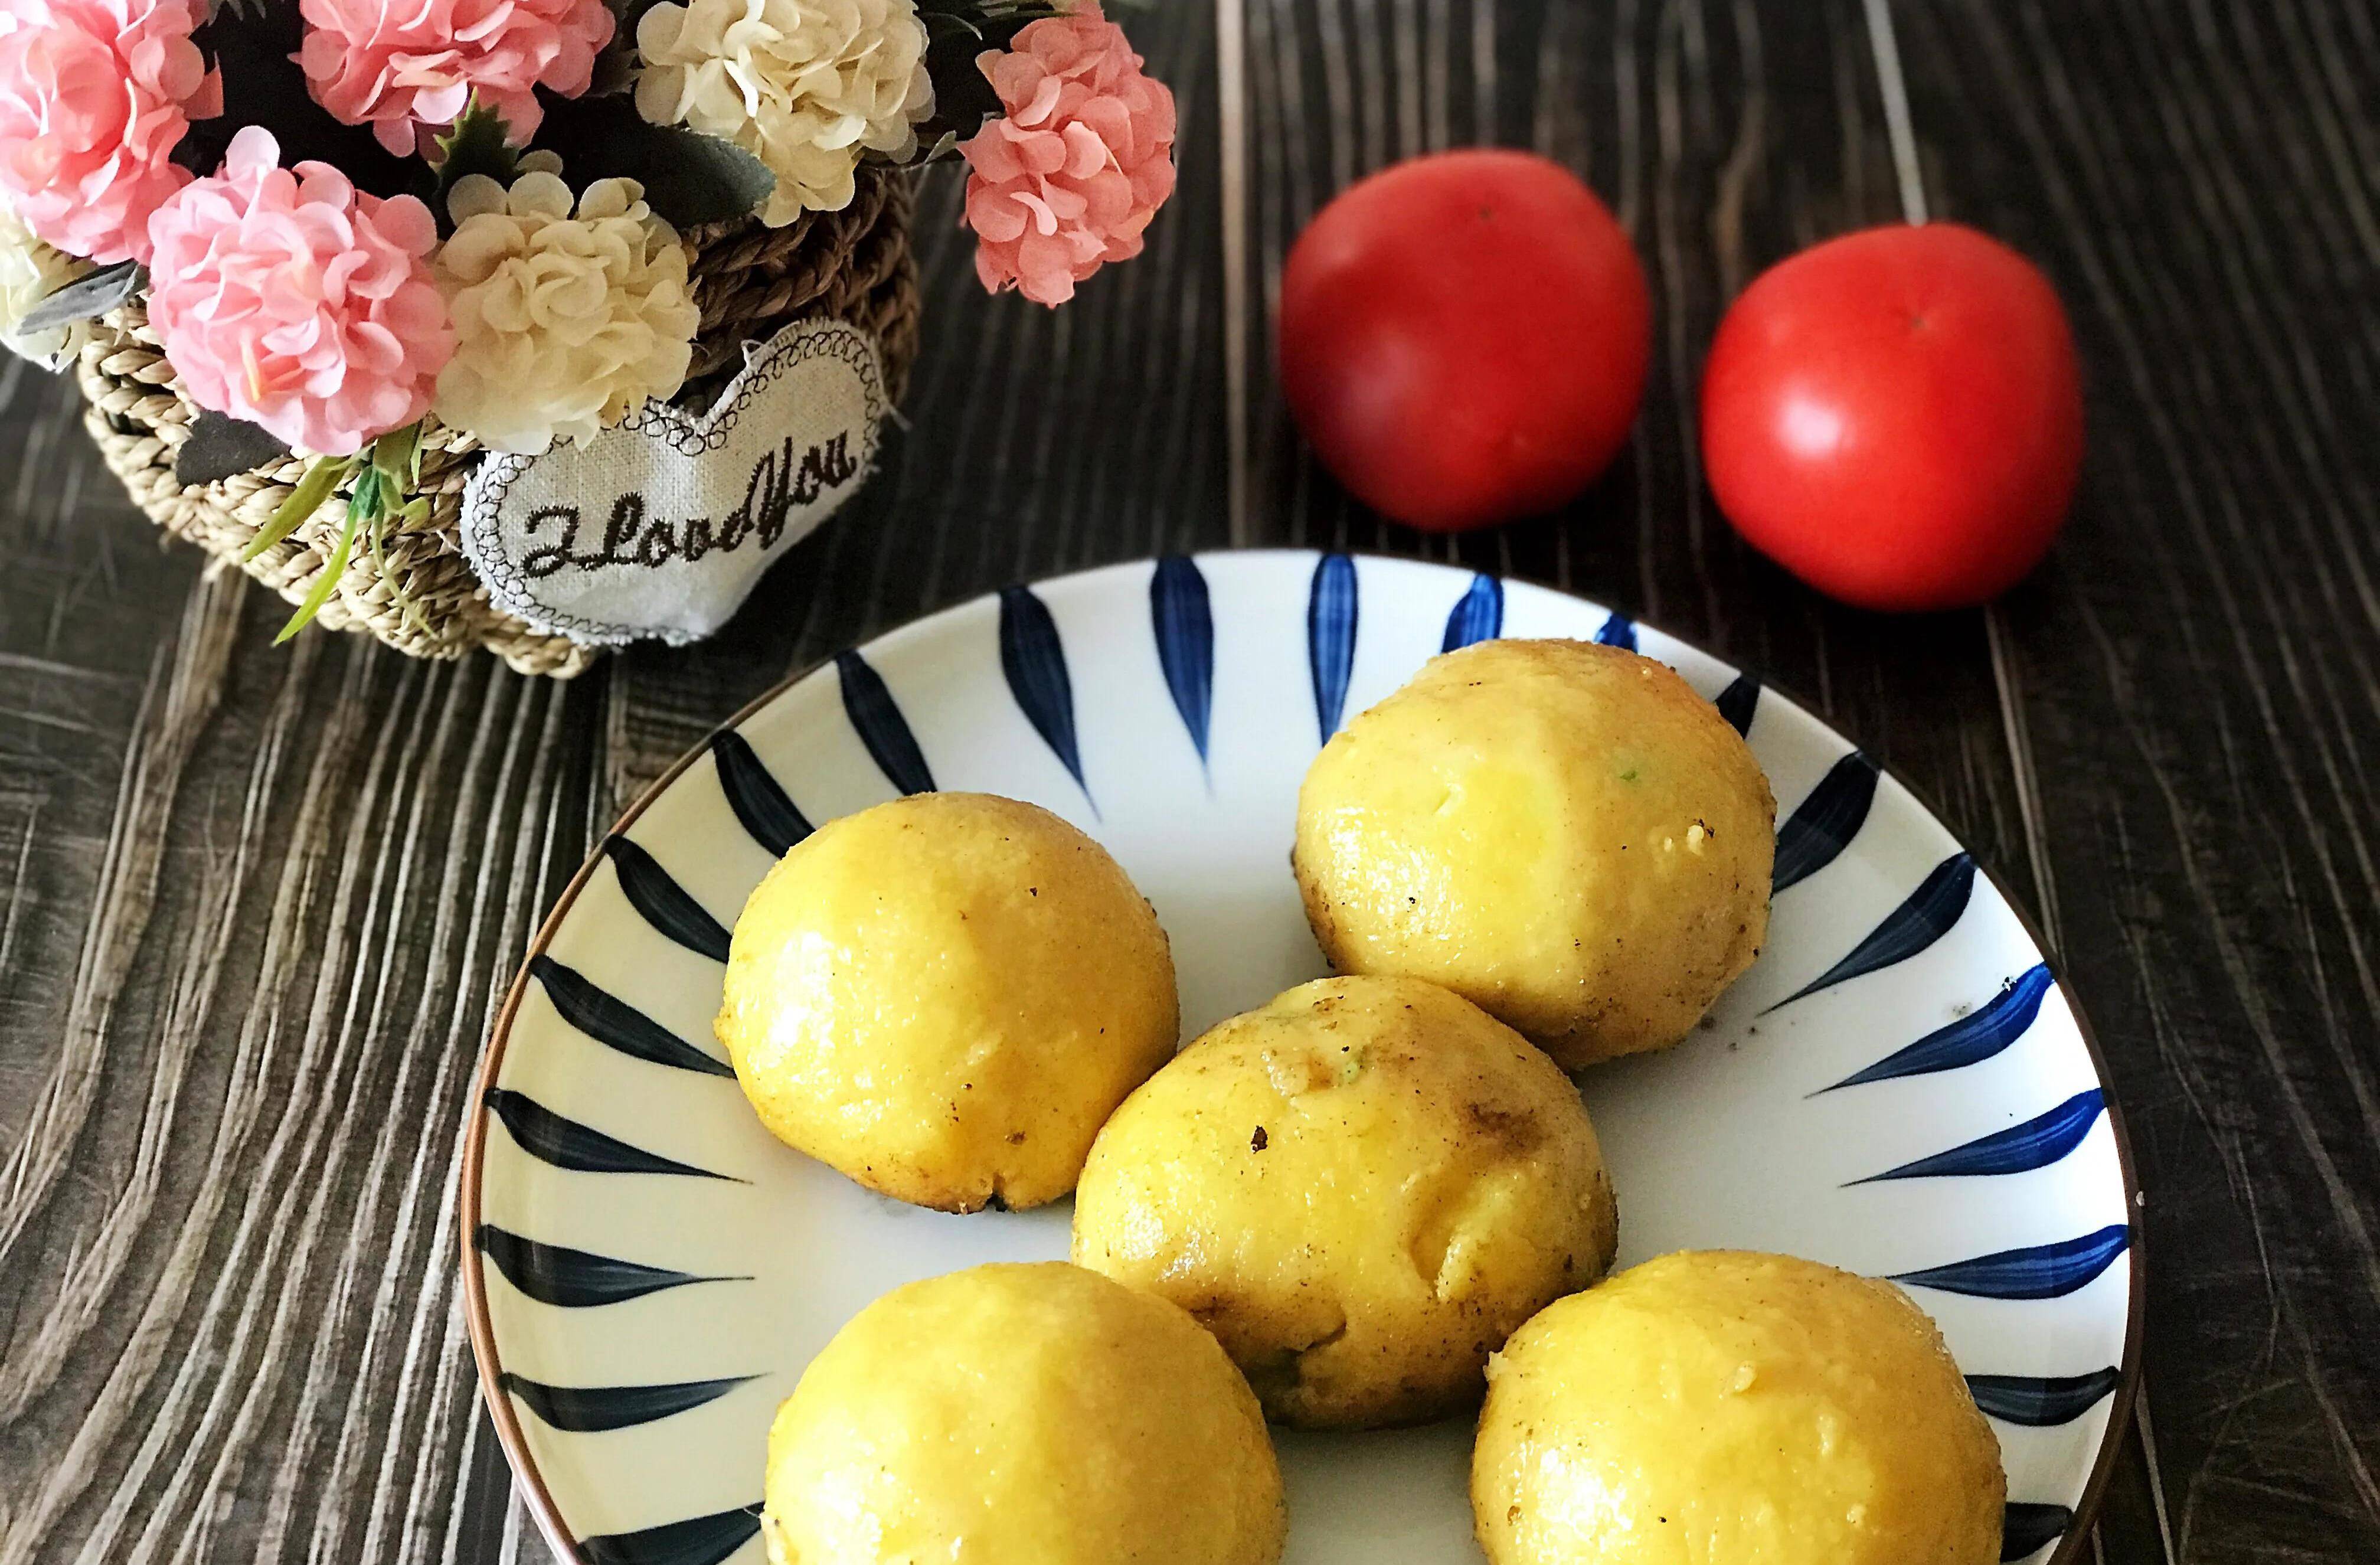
[431,172,702,455]
[0,200,93,368]
[633,0,933,225]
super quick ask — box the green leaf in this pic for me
[346,463,387,524]
[272,485,368,643]
[385,499,433,617]
[371,423,421,489]
[534,96,777,227]
[365,498,394,573]
[364,502,423,638]
[241,455,356,563]
[586,36,638,97]
[426,102,521,218]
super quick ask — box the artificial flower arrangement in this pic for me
[0,0,1175,671]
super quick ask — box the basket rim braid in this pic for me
[76,166,921,679]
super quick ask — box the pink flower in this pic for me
[0,0,221,264]
[297,0,615,157]
[146,128,454,456]
[959,1,1175,306]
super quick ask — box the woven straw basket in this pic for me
[76,165,923,678]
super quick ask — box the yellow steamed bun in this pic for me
[1073,974,1619,1429]
[1472,1250,2005,1565]
[1296,638,1774,1066]
[716,792,1178,1211]
[762,1262,1285,1565]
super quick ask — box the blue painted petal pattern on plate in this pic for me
[485,1089,734,1180]
[999,585,1089,800]
[710,730,812,857]
[836,650,936,795]
[1773,752,1881,893]
[1714,673,1760,737]
[603,837,730,962]
[2000,1502,2074,1561]
[1850,1090,2106,1184]
[580,1506,763,1565]
[530,956,735,1079]
[1594,611,1637,649]
[476,558,2134,1557]
[476,1225,730,1307]
[1966,1368,2123,1427]
[1440,573,1504,651]
[1307,554,1358,742]
[1819,964,2057,1092]
[1150,557,1214,762]
[1891,1225,2130,1300]
[501,1372,756,1433]
[1764,852,1976,1012]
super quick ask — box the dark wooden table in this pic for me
[4,1,2375,1560]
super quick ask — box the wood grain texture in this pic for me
[0,605,601,1564]
[1,1,2374,1561]
[1892,0,2380,1554]
[0,349,607,1562]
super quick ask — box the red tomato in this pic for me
[1700,223,2083,611]
[1277,150,1650,532]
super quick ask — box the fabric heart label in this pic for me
[460,319,887,647]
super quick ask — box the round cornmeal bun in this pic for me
[716,792,1178,1211]
[1473,1250,2005,1565]
[1073,974,1619,1429]
[761,1262,1284,1565]
[1296,638,1774,1066]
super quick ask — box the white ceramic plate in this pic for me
[462,551,2141,1565]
